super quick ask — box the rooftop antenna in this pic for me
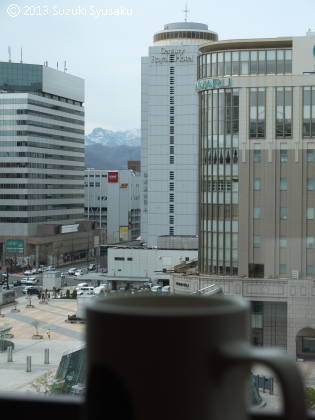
[183,3,189,22]
[8,46,11,63]
[64,60,67,72]
[20,47,23,63]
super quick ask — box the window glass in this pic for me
[253,208,261,219]
[280,178,288,190]
[307,236,315,248]
[279,264,287,274]
[307,208,314,219]
[253,150,261,162]
[254,178,261,191]
[253,235,261,248]
[307,150,315,162]
[280,207,288,219]
[280,236,287,248]
[307,265,314,274]
[307,178,315,190]
[280,150,288,162]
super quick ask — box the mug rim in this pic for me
[87,295,249,318]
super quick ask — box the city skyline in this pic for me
[0,0,314,133]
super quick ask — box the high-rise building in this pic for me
[0,61,87,265]
[141,22,218,246]
[198,31,315,279]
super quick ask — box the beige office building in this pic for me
[198,31,315,279]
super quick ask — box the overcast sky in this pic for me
[0,0,314,133]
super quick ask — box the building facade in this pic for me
[141,22,218,246]
[0,61,92,266]
[198,31,315,279]
[84,169,141,243]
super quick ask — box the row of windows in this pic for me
[0,119,85,135]
[253,149,315,163]
[253,177,315,191]
[0,97,84,115]
[0,203,83,211]
[154,30,217,42]
[203,149,238,165]
[0,162,83,170]
[0,130,84,144]
[0,193,84,200]
[0,109,84,126]
[253,207,315,220]
[198,49,292,78]
[114,257,133,261]
[0,183,83,189]
[0,140,83,153]
[253,235,315,249]
[0,151,83,162]
[0,213,83,223]
[0,173,83,180]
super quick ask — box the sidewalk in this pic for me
[0,296,84,392]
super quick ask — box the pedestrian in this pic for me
[46,329,51,340]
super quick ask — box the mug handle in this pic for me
[216,342,307,420]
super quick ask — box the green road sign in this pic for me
[6,239,24,254]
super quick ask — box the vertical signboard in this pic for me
[119,226,128,241]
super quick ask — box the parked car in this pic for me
[162,285,170,293]
[31,268,39,274]
[23,286,40,295]
[75,282,89,291]
[68,267,77,275]
[77,286,95,296]
[151,285,162,292]
[13,279,22,287]
[94,284,108,295]
[25,277,39,285]
[74,269,84,276]
[23,270,32,276]
[88,263,96,271]
[21,277,31,285]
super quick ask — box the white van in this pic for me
[77,286,95,296]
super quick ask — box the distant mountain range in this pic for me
[85,128,140,169]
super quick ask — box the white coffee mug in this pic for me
[85,294,306,420]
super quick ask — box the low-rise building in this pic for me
[84,169,141,243]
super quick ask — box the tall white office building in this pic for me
[141,21,218,247]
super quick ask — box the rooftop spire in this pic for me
[183,3,189,22]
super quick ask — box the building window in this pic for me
[253,235,261,248]
[169,226,174,235]
[280,207,288,220]
[280,178,288,191]
[307,150,315,162]
[249,88,265,138]
[169,182,174,191]
[169,171,174,180]
[170,146,174,154]
[170,126,174,134]
[280,150,288,162]
[276,87,293,138]
[307,208,314,220]
[253,150,261,162]
[280,236,288,248]
[307,236,315,248]
[279,264,287,274]
[114,257,125,261]
[307,178,315,191]
[169,204,174,213]
[307,264,314,275]
[170,136,174,144]
[127,258,133,261]
[169,216,174,224]
[253,208,261,219]
[253,178,261,191]
[169,193,174,202]
[303,87,315,138]
[170,155,174,164]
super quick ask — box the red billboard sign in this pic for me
[108,171,119,183]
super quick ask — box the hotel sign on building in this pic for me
[151,48,193,64]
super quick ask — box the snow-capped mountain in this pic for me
[85,128,141,170]
[85,128,141,147]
